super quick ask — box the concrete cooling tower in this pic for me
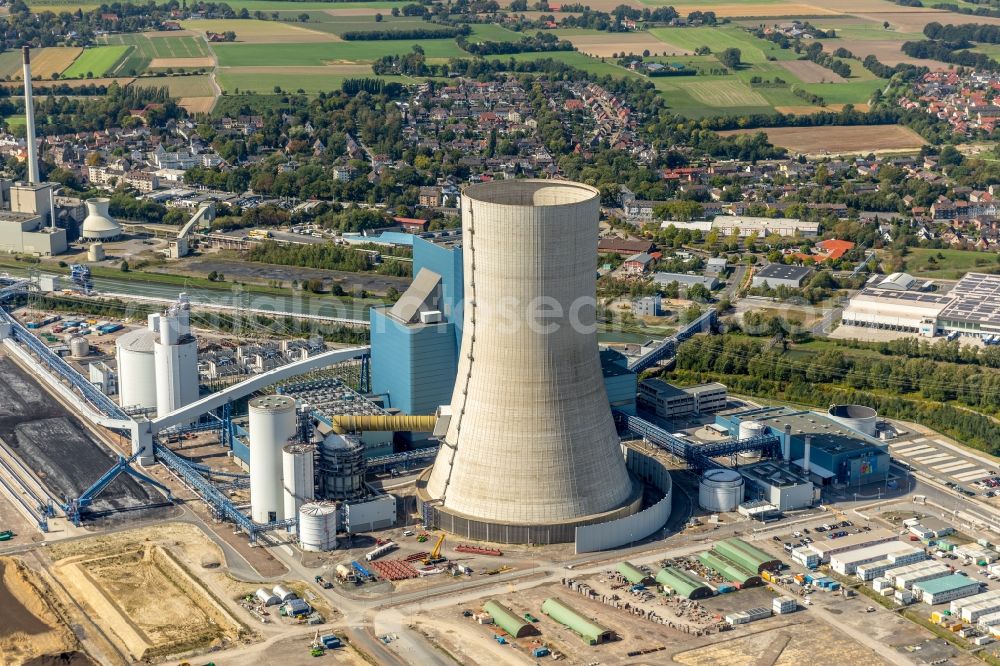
[420,180,640,544]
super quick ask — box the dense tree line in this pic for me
[248,241,375,273]
[457,32,573,55]
[341,25,469,41]
[673,335,1000,454]
[802,42,852,79]
[924,22,1000,43]
[341,77,402,96]
[929,2,1000,19]
[902,39,1000,69]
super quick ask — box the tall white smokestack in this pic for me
[783,424,792,462]
[22,47,39,185]
[48,187,55,229]
[803,434,812,475]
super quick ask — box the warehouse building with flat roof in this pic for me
[807,528,898,563]
[655,567,713,599]
[856,547,929,581]
[751,263,813,290]
[888,561,952,590]
[831,541,924,576]
[913,574,982,605]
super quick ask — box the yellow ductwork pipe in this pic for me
[330,415,437,435]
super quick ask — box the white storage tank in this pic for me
[282,443,315,521]
[115,327,157,411]
[249,395,297,524]
[69,336,89,359]
[87,242,105,262]
[154,304,198,417]
[699,468,745,512]
[737,421,767,462]
[320,433,366,500]
[299,501,338,552]
[828,404,878,437]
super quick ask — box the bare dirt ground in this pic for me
[778,59,847,83]
[0,557,83,666]
[0,77,135,89]
[568,32,690,57]
[672,623,890,665]
[149,56,214,68]
[718,124,926,155]
[49,524,249,662]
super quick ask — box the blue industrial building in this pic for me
[715,406,890,487]
[370,232,638,418]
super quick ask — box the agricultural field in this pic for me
[558,29,688,57]
[28,0,403,10]
[778,59,847,83]
[130,74,216,98]
[181,18,334,43]
[718,123,926,155]
[217,69,411,94]
[649,26,800,63]
[212,38,466,66]
[60,45,129,79]
[100,33,212,74]
[485,49,638,79]
[0,47,81,80]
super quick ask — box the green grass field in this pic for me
[486,50,641,79]
[217,70,412,93]
[212,38,465,66]
[800,79,882,104]
[467,24,523,42]
[899,248,1000,279]
[650,25,799,63]
[60,46,130,78]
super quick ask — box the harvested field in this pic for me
[183,18,335,43]
[0,77,135,91]
[820,37,942,65]
[778,59,847,83]
[848,10,1000,32]
[0,557,82,665]
[718,123,926,154]
[680,80,769,107]
[774,102,869,114]
[130,74,216,97]
[567,32,689,57]
[223,64,372,75]
[179,96,216,113]
[323,6,393,14]
[0,47,82,80]
[54,543,243,661]
[148,56,214,68]
[669,3,840,16]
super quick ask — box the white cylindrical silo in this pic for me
[154,309,198,417]
[298,501,338,551]
[116,328,157,411]
[249,395,297,524]
[424,180,635,532]
[737,420,767,462]
[828,404,878,437]
[282,443,315,521]
[69,336,89,359]
[699,468,745,512]
[87,242,105,262]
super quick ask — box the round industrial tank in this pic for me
[320,434,365,501]
[282,443,315,520]
[423,180,636,532]
[249,395,297,524]
[87,242,105,262]
[69,336,89,359]
[298,501,338,552]
[81,198,122,241]
[737,421,767,462]
[115,328,157,411]
[699,468,745,512]
[828,404,878,437]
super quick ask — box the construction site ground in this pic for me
[46,523,257,663]
[0,556,91,666]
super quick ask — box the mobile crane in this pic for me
[423,533,446,565]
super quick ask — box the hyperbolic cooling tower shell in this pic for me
[424,180,634,526]
[81,198,122,240]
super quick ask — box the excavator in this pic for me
[423,533,447,565]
